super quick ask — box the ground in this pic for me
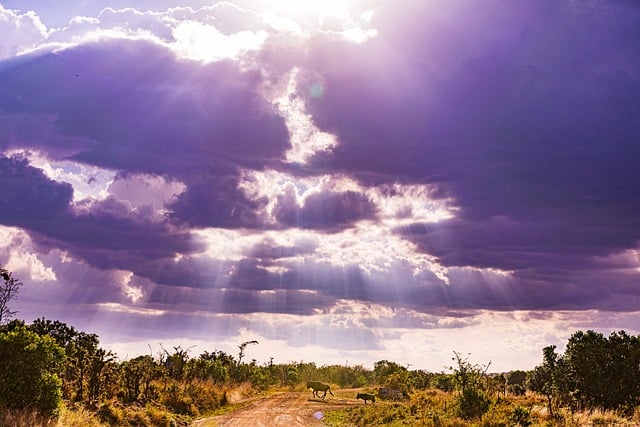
[192,390,362,427]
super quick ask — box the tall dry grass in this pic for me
[0,404,104,427]
[0,406,55,427]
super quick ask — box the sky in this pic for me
[1,0,639,372]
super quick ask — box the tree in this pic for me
[432,373,455,392]
[28,318,102,401]
[449,352,491,419]
[237,340,258,366]
[373,359,407,385]
[187,352,230,384]
[120,355,157,402]
[603,330,640,411]
[528,345,562,417]
[0,267,22,325]
[161,345,194,381]
[507,370,528,395]
[564,330,609,409]
[563,330,640,411]
[234,340,258,381]
[0,325,65,416]
[87,347,117,401]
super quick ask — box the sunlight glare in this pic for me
[262,0,350,19]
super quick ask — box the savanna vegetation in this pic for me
[3,266,640,426]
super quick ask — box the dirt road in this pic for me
[194,391,361,427]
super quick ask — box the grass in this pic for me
[0,381,255,427]
[324,389,455,427]
[0,406,56,427]
[323,390,640,427]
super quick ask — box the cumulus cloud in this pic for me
[0,154,200,284]
[0,155,73,223]
[0,4,47,59]
[275,189,377,230]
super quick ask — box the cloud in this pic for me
[0,154,201,282]
[0,4,47,59]
[275,189,377,230]
[0,155,73,223]
[169,175,266,228]
[3,1,640,372]
[0,37,292,232]
[0,38,289,171]
[292,0,640,287]
[0,226,56,282]
[171,20,268,62]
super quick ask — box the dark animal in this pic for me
[307,381,334,399]
[356,393,375,405]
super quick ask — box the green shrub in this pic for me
[0,326,64,416]
[456,388,490,419]
[509,405,532,426]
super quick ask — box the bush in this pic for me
[0,326,64,416]
[509,405,532,426]
[456,388,490,419]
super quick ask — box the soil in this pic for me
[193,390,362,427]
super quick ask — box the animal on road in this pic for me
[356,393,375,405]
[306,381,334,399]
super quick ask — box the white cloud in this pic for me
[240,169,456,227]
[0,4,48,59]
[171,20,268,62]
[236,168,455,281]
[5,148,116,202]
[0,226,56,282]
[108,174,186,221]
[3,2,378,63]
[117,271,144,303]
[274,68,338,164]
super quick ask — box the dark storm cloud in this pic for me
[0,155,200,273]
[0,156,73,223]
[0,39,288,174]
[0,37,290,231]
[397,216,639,272]
[274,189,378,230]
[168,175,265,228]
[294,0,640,291]
[33,198,198,269]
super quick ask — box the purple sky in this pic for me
[1,0,639,370]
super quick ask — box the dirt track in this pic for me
[194,391,361,427]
